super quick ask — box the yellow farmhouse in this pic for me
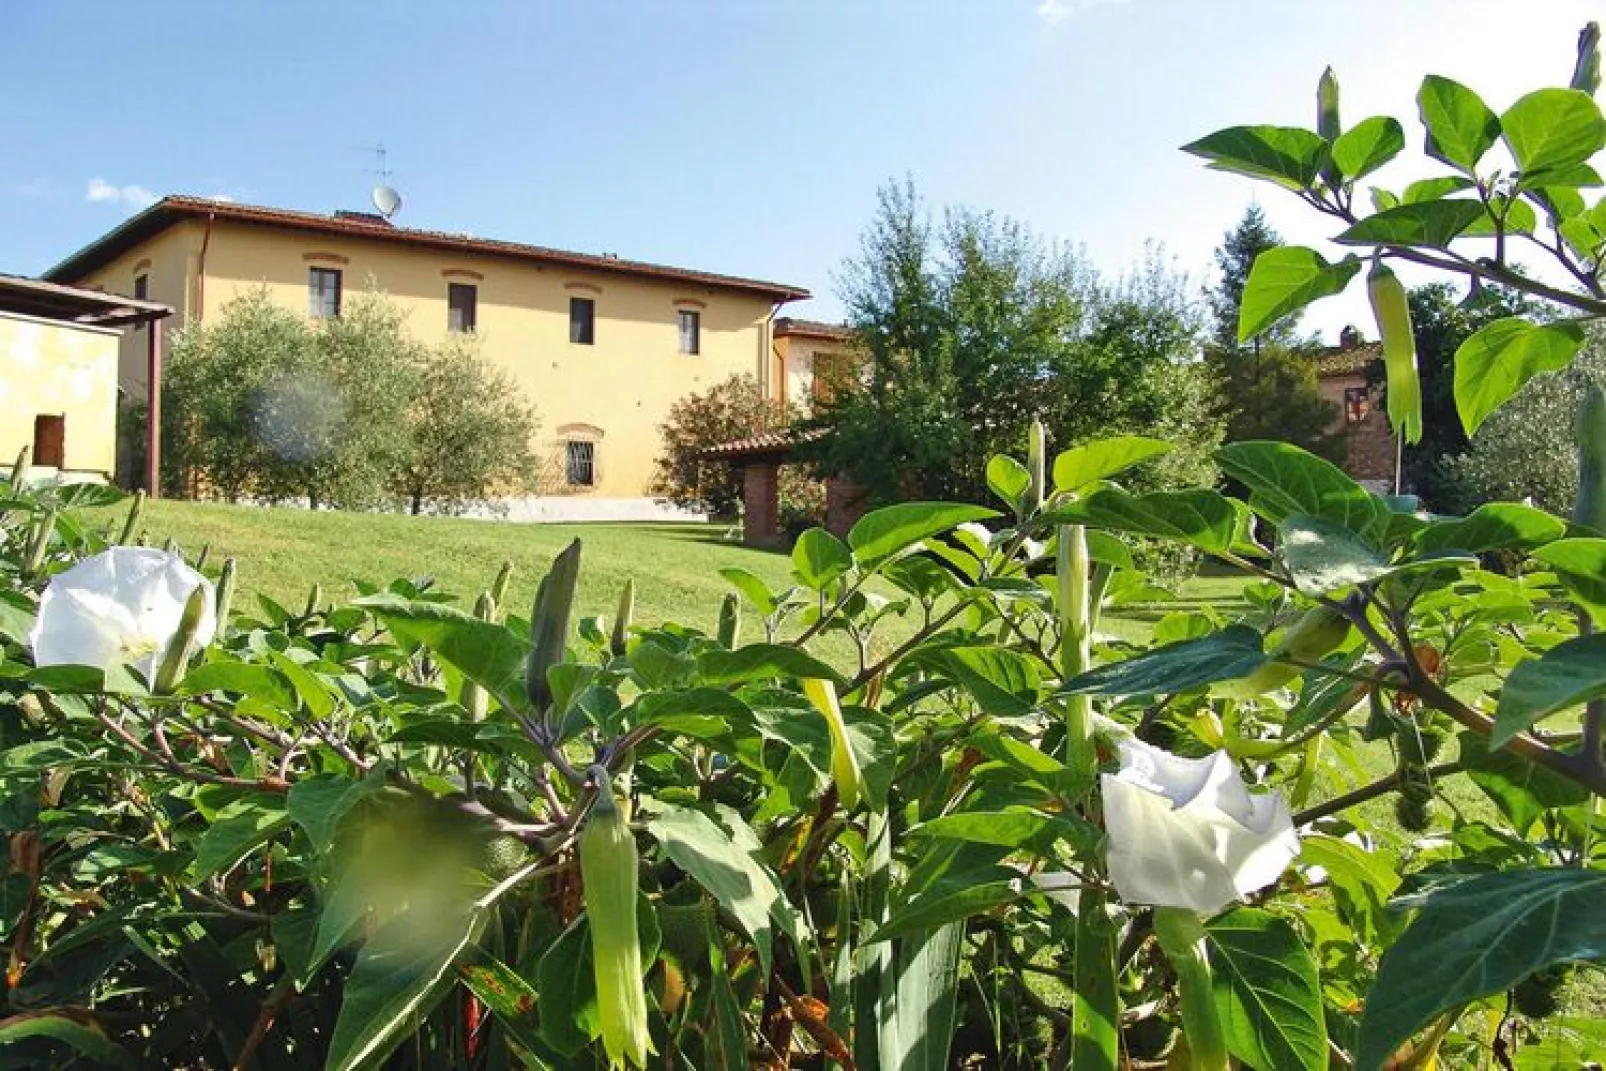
[44,196,811,518]
[0,274,170,484]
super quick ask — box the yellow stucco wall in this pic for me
[83,220,780,498]
[773,333,857,411]
[79,221,198,398]
[0,312,120,478]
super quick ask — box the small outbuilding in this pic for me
[0,273,170,486]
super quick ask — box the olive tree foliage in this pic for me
[160,287,538,513]
[805,179,1220,505]
[1437,335,1606,513]
[391,335,541,516]
[651,373,794,517]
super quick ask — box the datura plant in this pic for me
[2,26,1606,1071]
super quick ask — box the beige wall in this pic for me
[84,220,778,498]
[773,333,857,410]
[80,221,198,398]
[0,312,121,478]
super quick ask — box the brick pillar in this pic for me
[825,475,867,539]
[743,461,781,548]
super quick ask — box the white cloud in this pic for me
[86,178,157,210]
[1037,0,1131,23]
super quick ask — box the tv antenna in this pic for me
[354,143,402,220]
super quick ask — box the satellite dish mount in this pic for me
[360,143,402,220]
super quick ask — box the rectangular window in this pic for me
[569,297,595,345]
[308,267,342,318]
[566,441,595,486]
[677,310,701,355]
[133,274,148,330]
[33,414,65,470]
[447,282,477,333]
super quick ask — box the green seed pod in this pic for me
[118,490,147,546]
[526,540,581,713]
[1394,764,1434,833]
[1397,719,1447,766]
[152,585,211,694]
[656,895,715,968]
[215,558,237,635]
[1573,22,1601,95]
[1368,258,1423,445]
[489,559,514,613]
[579,767,653,1069]
[716,592,741,649]
[480,834,530,879]
[610,578,635,658]
[1512,964,1570,1020]
[1574,381,1606,532]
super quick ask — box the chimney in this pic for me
[1339,324,1363,350]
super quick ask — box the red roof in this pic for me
[774,316,854,341]
[44,195,812,302]
[702,427,823,461]
[1316,342,1382,377]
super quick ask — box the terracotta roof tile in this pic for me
[774,317,854,340]
[702,427,823,460]
[45,195,811,302]
[1316,342,1382,377]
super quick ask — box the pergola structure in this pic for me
[703,428,866,547]
[0,273,173,495]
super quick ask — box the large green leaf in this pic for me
[986,454,1034,516]
[1046,487,1245,555]
[457,946,546,1056]
[1357,869,1606,1070]
[1417,74,1501,173]
[326,908,486,1071]
[0,1011,137,1069]
[192,795,290,880]
[909,645,1042,717]
[1236,247,1361,343]
[1534,537,1606,613]
[1063,625,1267,696]
[1216,441,1387,539]
[869,878,1020,945]
[1502,88,1606,175]
[1331,116,1405,181]
[848,502,998,567]
[1459,732,1591,833]
[1413,502,1567,555]
[287,772,382,854]
[718,566,782,616]
[911,809,1094,855]
[1181,126,1329,190]
[696,643,842,686]
[1334,199,1485,247]
[1051,436,1172,492]
[1207,908,1328,1071]
[1280,514,1474,595]
[646,803,800,975]
[357,594,532,712]
[792,528,853,590]
[178,659,295,708]
[1492,633,1606,748]
[1453,317,1586,436]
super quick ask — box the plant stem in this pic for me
[1291,760,1466,826]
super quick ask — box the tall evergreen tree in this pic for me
[1204,205,1344,461]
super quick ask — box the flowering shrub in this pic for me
[2,28,1606,1071]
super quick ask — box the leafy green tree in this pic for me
[392,335,542,515]
[651,373,793,517]
[807,180,1216,505]
[1203,206,1344,461]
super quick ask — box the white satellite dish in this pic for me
[371,184,402,219]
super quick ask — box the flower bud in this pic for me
[1574,382,1606,532]
[8,445,30,490]
[1028,418,1048,511]
[610,578,635,658]
[489,559,514,612]
[1574,22,1601,95]
[579,767,653,1068]
[118,490,146,546]
[526,540,581,712]
[152,584,211,694]
[802,678,865,811]
[1367,258,1422,445]
[215,558,237,634]
[716,592,741,649]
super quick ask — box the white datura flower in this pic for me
[30,547,216,681]
[1102,736,1299,916]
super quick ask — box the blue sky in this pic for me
[2,0,1598,339]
